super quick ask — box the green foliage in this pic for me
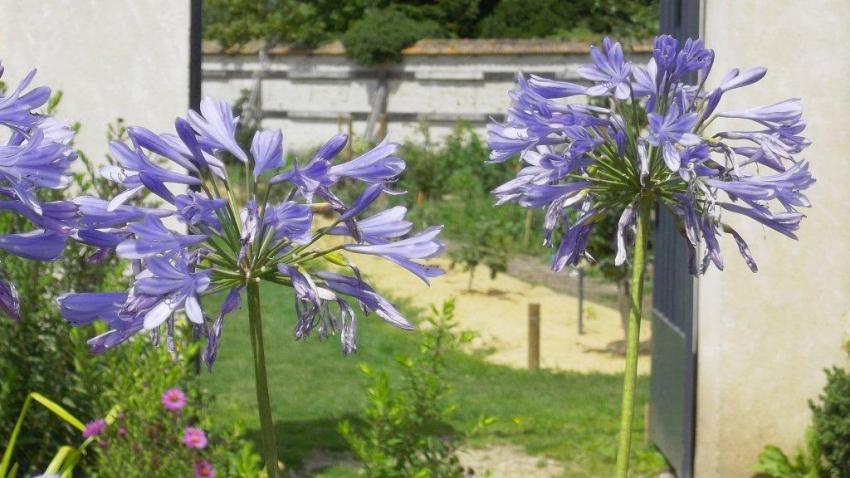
[478,0,657,41]
[202,0,334,47]
[203,0,657,63]
[84,336,258,478]
[204,282,665,476]
[755,350,850,478]
[391,125,541,286]
[342,7,445,65]
[204,1,484,51]
[811,366,850,478]
[754,428,823,478]
[339,300,489,477]
[219,441,268,478]
[1,392,90,478]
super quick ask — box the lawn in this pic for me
[202,283,666,477]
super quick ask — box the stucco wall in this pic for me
[696,1,850,476]
[0,0,190,163]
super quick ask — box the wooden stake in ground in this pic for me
[528,303,540,371]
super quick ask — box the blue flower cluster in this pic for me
[0,65,80,319]
[489,36,813,273]
[57,97,444,364]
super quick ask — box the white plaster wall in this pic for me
[0,0,191,163]
[696,1,850,476]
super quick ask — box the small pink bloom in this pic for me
[183,427,208,449]
[194,459,216,478]
[82,419,107,438]
[161,387,187,411]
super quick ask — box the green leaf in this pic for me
[44,446,74,473]
[1,392,86,477]
[29,393,86,431]
[322,251,349,267]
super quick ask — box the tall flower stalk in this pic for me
[488,36,813,477]
[58,97,445,476]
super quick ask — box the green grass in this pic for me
[202,283,665,477]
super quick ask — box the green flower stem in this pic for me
[246,280,280,478]
[614,198,651,478]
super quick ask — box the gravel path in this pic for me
[355,253,652,375]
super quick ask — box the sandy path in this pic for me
[353,254,651,375]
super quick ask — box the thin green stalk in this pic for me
[246,281,280,478]
[614,198,651,478]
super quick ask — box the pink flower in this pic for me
[161,387,187,412]
[82,419,107,438]
[183,427,208,449]
[194,459,216,478]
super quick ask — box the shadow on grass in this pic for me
[243,415,461,474]
[240,416,356,470]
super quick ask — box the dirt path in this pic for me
[355,254,652,375]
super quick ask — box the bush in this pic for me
[478,0,658,41]
[83,336,263,478]
[478,0,584,39]
[754,427,823,478]
[342,7,445,65]
[393,125,546,284]
[811,366,850,478]
[755,351,850,478]
[339,300,491,477]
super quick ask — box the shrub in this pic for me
[395,124,546,284]
[84,336,262,478]
[755,353,850,478]
[811,366,850,478]
[342,7,445,65]
[478,0,658,41]
[339,300,491,477]
[754,427,822,478]
[478,0,585,39]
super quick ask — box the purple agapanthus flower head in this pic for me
[488,36,813,274]
[0,65,96,319]
[59,95,444,366]
[577,37,633,100]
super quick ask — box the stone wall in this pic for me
[202,39,650,149]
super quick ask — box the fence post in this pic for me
[528,303,540,371]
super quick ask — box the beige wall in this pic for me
[697,1,850,476]
[0,0,190,163]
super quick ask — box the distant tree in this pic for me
[203,0,484,53]
[478,0,658,41]
[202,0,386,47]
[342,7,446,65]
